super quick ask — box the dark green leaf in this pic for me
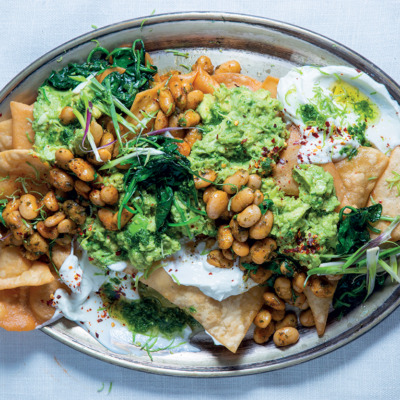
[258,199,274,215]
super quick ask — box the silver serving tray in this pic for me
[1,12,400,377]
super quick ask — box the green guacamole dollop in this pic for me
[265,164,340,269]
[189,85,287,181]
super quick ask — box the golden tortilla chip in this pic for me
[272,125,301,196]
[368,146,400,241]
[335,146,389,208]
[0,149,49,177]
[213,73,262,91]
[143,268,264,353]
[0,119,13,151]
[261,76,279,98]
[0,247,32,279]
[304,282,337,336]
[10,101,35,150]
[0,287,38,331]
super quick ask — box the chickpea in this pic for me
[186,90,204,110]
[74,180,91,199]
[217,226,234,250]
[274,277,292,300]
[24,232,49,255]
[270,308,285,322]
[89,189,106,207]
[90,119,104,145]
[300,309,315,327]
[250,238,277,264]
[111,208,134,229]
[43,191,59,212]
[253,322,275,344]
[229,218,248,242]
[100,185,119,205]
[247,174,262,190]
[178,110,201,128]
[275,312,298,330]
[59,106,76,125]
[36,221,59,240]
[232,240,250,257]
[19,194,39,220]
[254,309,272,329]
[287,291,309,310]
[168,114,180,128]
[68,158,96,182]
[159,88,176,116]
[223,169,249,194]
[57,219,77,234]
[55,148,74,170]
[249,210,274,240]
[192,56,214,75]
[215,60,241,74]
[49,168,74,192]
[206,190,229,220]
[154,110,168,130]
[168,76,187,109]
[230,188,255,213]
[222,248,235,260]
[207,249,233,269]
[273,327,299,347]
[63,200,86,225]
[249,267,272,284]
[3,199,21,217]
[237,204,261,228]
[292,272,306,293]
[253,191,263,207]
[194,169,217,189]
[87,149,112,165]
[173,141,189,156]
[184,128,202,148]
[309,277,337,298]
[263,292,285,311]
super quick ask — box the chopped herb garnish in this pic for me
[386,171,400,196]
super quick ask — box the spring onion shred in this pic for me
[365,247,379,299]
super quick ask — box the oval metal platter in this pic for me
[1,12,400,377]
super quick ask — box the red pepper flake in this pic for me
[115,251,121,256]
[95,333,99,338]
[208,272,213,275]
[325,121,330,127]
[88,257,94,261]
[97,319,103,323]
[56,295,61,299]
[241,138,248,144]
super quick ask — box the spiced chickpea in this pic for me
[89,190,106,207]
[178,110,201,127]
[55,148,74,170]
[217,226,234,250]
[223,169,249,194]
[229,218,249,242]
[63,200,86,225]
[206,190,229,220]
[249,267,272,284]
[214,60,241,74]
[24,233,49,256]
[49,168,74,192]
[254,309,272,329]
[168,76,187,109]
[59,106,76,125]
[247,174,262,190]
[74,180,91,199]
[176,141,191,156]
[186,90,204,111]
[274,277,292,300]
[249,210,273,240]
[207,249,233,269]
[222,248,235,260]
[192,56,214,75]
[19,194,39,220]
[68,158,96,182]
[273,327,299,347]
[57,219,76,234]
[43,191,59,212]
[299,309,315,327]
[184,128,202,148]
[55,235,73,247]
[250,238,277,264]
[263,292,285,311]
[194,169,217,189]
[237,205,261,228]
[292,272,306,293]
[253,321,275,344]
[275,312,298,330]
[232,240,250,257]
[100,185,119,205]
[230,188,255,213]
[182,81,193,94]
[90,119,104,145]
[6,211,32,240]
[36,221,59,240]
[154,110,168,130]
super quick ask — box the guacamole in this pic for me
[266,164,339,269]
[189,85,287,181]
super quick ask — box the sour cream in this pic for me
[163,241,258,302]
[52,251,197,355]
[277,66,400,163]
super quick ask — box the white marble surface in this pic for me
[1,1,400,399]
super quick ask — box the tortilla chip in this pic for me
[142,268,264,353]
[0,119,13,151]
[304,282,337,336]
[335,146,389,208]
[0,149,49,177]
[10,101,35,149]
[261,76,279,98]
[320,162,346,208]
[0,287,37,331]
[0,262,54,291]
[0,246,32,279]
[367,146,400,241]
[213,73,262,91]
[272,125,301,196]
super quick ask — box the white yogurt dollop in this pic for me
[277,66,400,163]
[163,241,258,302]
